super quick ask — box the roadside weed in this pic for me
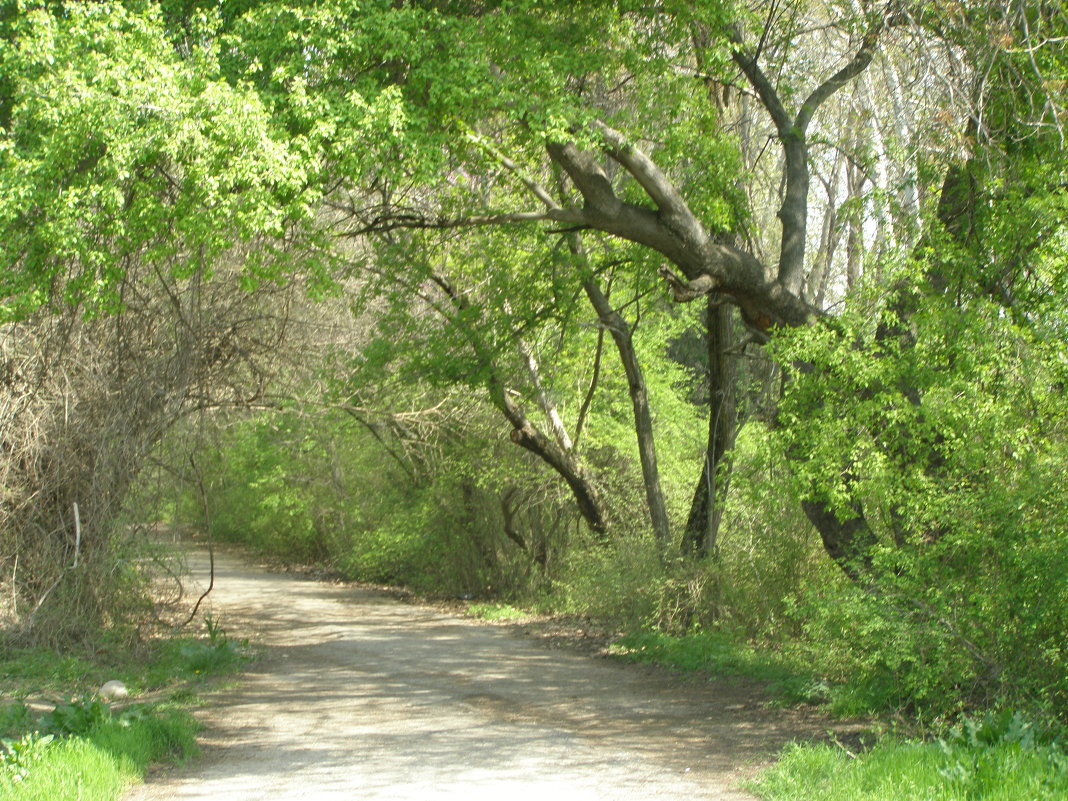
[467,603,528,621]
[752,711,1068,801]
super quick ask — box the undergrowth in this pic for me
[751,711,1068,801]
[466,603,528,622]
[607,629,829,706]
[0,615,247,800]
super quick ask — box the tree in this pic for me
[6,0,1066,580]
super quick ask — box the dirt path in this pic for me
[124,550,841,801]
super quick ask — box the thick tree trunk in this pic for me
[682,300,738,557]
[800,498,877,582]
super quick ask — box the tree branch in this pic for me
[592,121,697,222]
[730,51,792,137]
[732,10,889,295]
[346,209,564,236]
[796,18,886,133]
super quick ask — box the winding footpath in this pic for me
[124,550,838,801]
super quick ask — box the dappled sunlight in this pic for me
[123,551,828,800]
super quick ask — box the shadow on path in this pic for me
[125,550,846,801]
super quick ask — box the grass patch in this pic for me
[0,614,249,800]
[1,615,249,704]
[0,707,198,800]
[466,603,528,622]
[143,616,250,687]
[608,630,827,702]
[752,711,1068,801]
[0,650,116,700]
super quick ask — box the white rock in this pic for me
[99,680,128,700]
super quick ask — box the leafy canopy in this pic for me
[0,1,313,320]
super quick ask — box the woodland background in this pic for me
[2,0,1066,742]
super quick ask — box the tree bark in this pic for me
[581,276,671,545]
[800,498,878,582]
[682,300,738,557]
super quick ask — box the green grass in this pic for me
[0,708,197,801]
[607,630,830,704]
[751,736,1068,801]
[0,615,249,800]
[0,615,249,703]
[466,603,528,622]
[608,629,789,677]
[0,649,116,700]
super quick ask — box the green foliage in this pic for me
[0,706,33,741]
[0,1,315,321]
[0,733,53,788]
[185,411,353,563]
[553,536,667,630]
[35,698,112,739]
[715,422,834,638]
[0,630,225,800]
[1,617,249,708]
[609,629,798,684]
[765,248,1068,717]
[178,405,573,598]
[752,719,1068,801]
[141,617,249,687]
[173,617,248,679]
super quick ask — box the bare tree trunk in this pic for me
[562,231,671,545]
[682,299,738,557]
[581,277,671,545]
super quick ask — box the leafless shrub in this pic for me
[0,252,299,646]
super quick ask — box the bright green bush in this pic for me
[765,273,1068,720]
[715,422,835,638]
[554,535,667,629]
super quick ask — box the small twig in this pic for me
[828,732,858,759]
[179,454,215,628]
[72,502,82,568]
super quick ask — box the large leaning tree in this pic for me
[203,0,1066,574]
[4,0,1066,586]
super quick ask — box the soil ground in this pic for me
[123,549,857,801]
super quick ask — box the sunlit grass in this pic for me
[466,603,528,621]
[0,615,246,800]
[751,736,1068,801]
[1,710,198,801]
[607,629,831,704]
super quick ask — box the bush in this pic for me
[554,535,667,630]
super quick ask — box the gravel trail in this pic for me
[124,550,837,801]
